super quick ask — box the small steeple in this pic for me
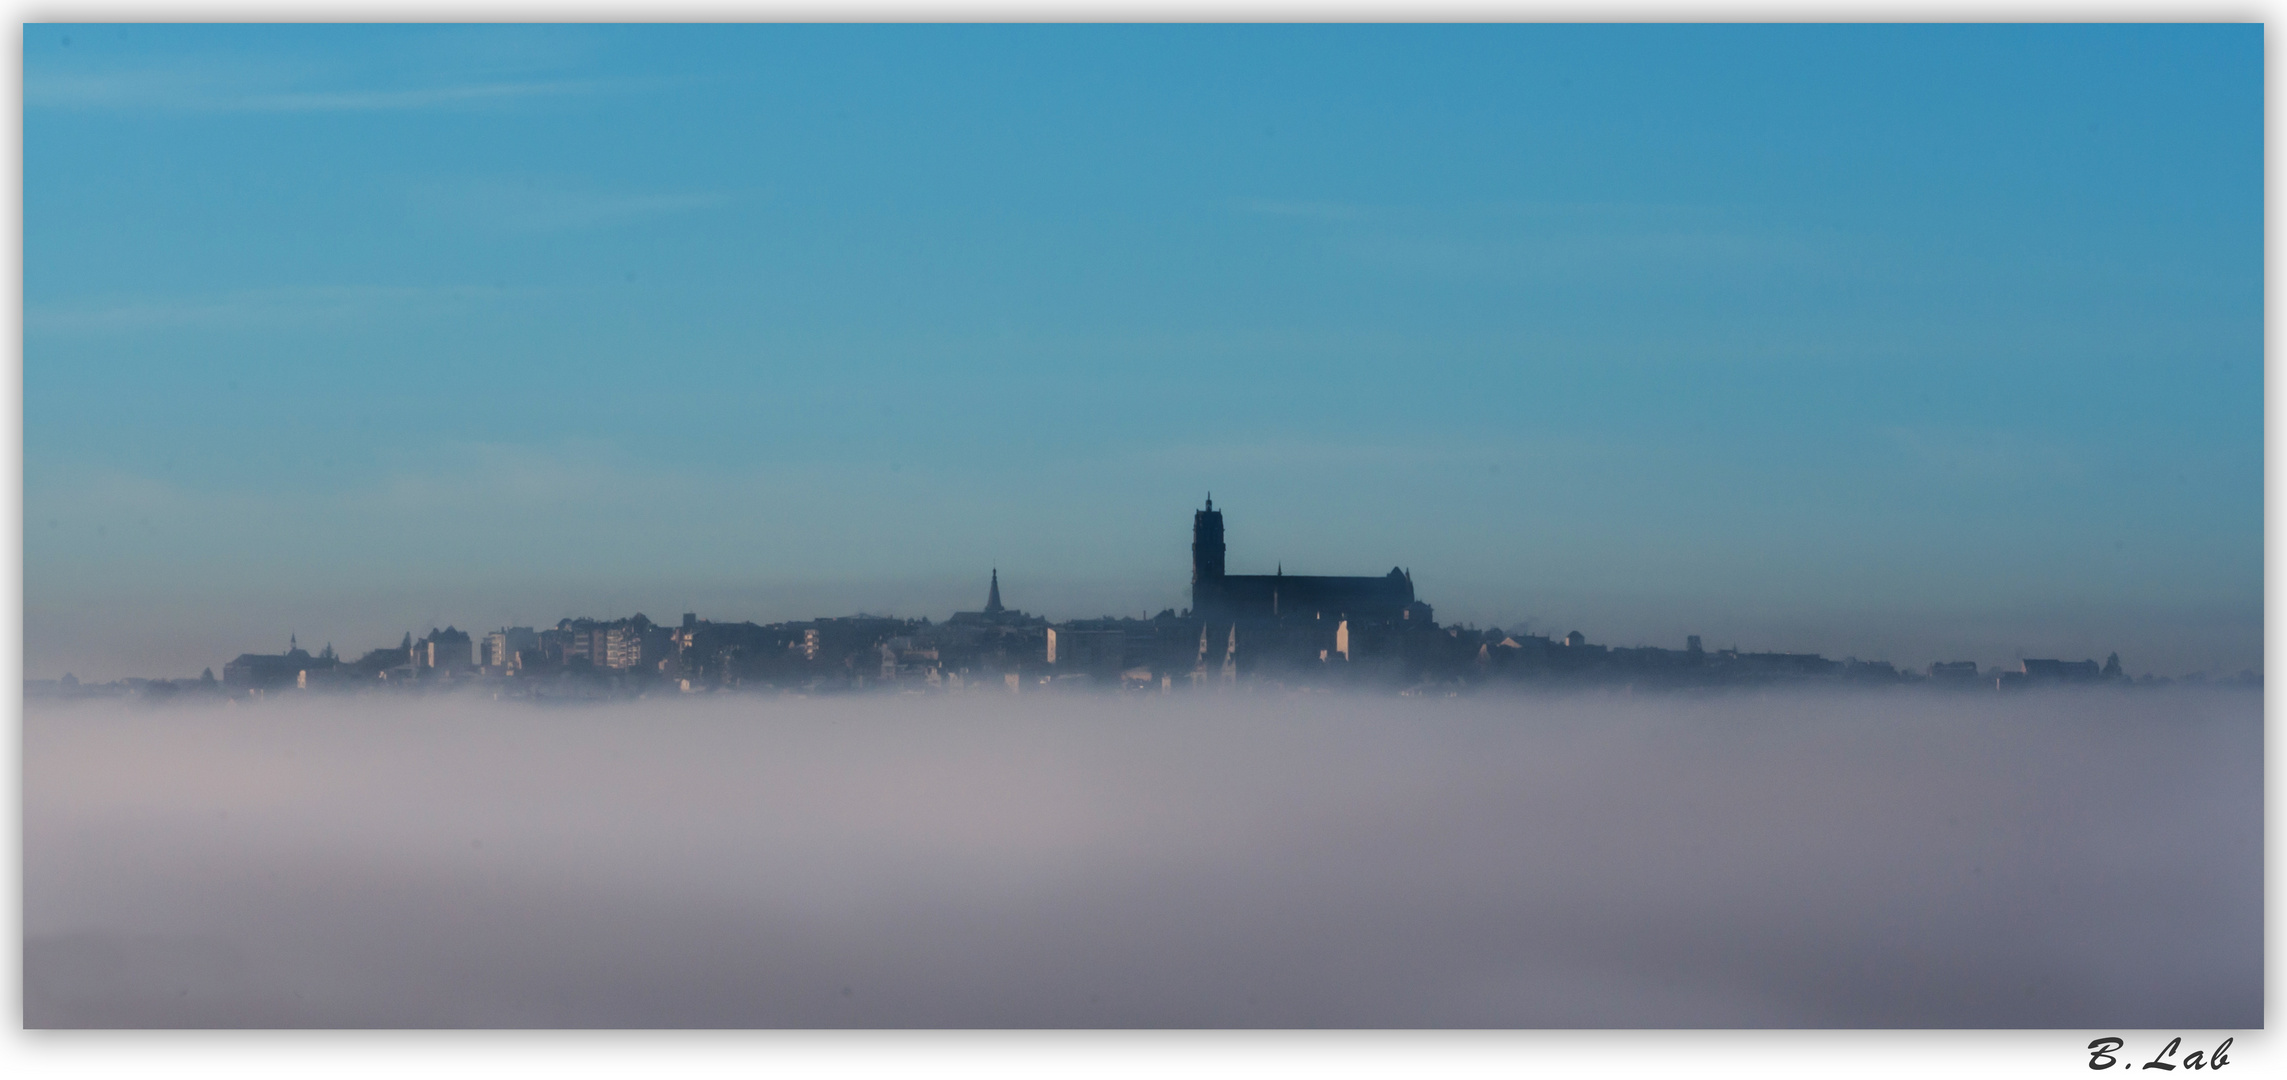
[985,568,1005,614]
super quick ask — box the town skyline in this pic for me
[30,499,2235,695]
[26,535,2259,685]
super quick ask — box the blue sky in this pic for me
[22,24,2261,679]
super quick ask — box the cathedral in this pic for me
[1190,498,1428,625]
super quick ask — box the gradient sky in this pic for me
[23,24,2261,680]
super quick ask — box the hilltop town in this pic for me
[32,501,2193,703]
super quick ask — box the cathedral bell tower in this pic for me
[1192,496,1226,617]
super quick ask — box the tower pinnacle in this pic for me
[986,568,1005,614]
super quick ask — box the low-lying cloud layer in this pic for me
[24,689,2260,1027]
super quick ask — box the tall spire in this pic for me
[985,568,1005,614]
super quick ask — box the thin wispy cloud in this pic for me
[409,179,736,233]
[1134,437,1453,473]
[25,285,520,335]
[28,68,615,113]
[1342,224,1830,281]
[229,79,605,112]
[1234,198,1370,221]
[1880,426,2089,485]
[1230,197,1828,281]
[1237,198,1720,227]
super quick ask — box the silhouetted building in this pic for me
[1189,498,1425,624]
[544,615,667,671]
[485,627,540,669]
[1047,626,1125,672]
[2020,658,2102,684]
[418,627,475,673]
[223,635,336,691]
[1928,660,1982,684]
[950,568,1038,628]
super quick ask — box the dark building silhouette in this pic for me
[1191,501,1225,602]
[418,626,476,673]
[2020,658,2102,684]
[484,626,540,670]
[934,570,1049,686]
[1189,498,1425,624]
[949,568,1040,629]
[1928,660,1982,684]
[223,635,337,691]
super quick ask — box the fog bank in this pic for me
[24,689,2261,1027]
